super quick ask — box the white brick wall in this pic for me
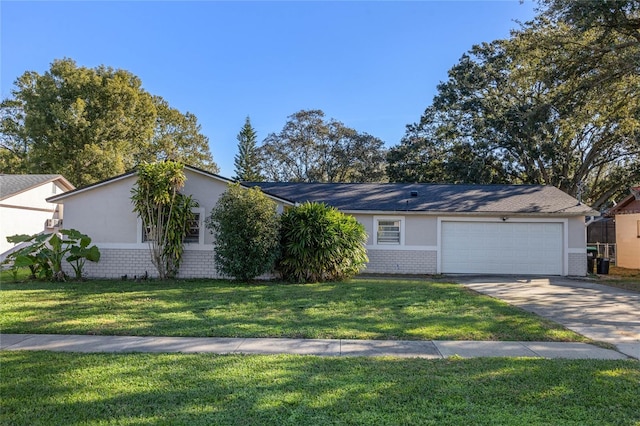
[67,248,222,279]
[568,252,587,276]
[364,249,437,274]
[71,247,583,278]
[179,250,221,278]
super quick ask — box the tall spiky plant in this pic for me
[131,161,197,279]
[278,202,368,283]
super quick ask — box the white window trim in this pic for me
[137,207,206,246]
[373,215,405,246]
[184,207,206,246]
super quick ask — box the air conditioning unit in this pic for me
[46,219,60,229]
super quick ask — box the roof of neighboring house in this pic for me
[245,182,599,216]
[0,174,74,201]
[609,187,640,215]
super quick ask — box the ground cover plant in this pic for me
[3,229,100,281]
[0,278,585,342]
[2,351,638,425]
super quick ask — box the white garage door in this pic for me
[441,221,563,275]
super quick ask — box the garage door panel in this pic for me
[441,222,563,275]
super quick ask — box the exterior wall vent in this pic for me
[410,191,418,197]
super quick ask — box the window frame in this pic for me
[139,207,205,246]
[373,216,405,246]
[183,208,205,245]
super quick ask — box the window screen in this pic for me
[377,220,401,244]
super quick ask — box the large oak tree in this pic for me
[388,1,639,209]
[260,109,387,183]
[0,58,218,186]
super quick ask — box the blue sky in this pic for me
[1,1,537,177]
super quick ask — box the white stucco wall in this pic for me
[181,170,231,246]
[567,216,587,249]
[58,169,289,278]
[615,213,640,269]
[351,213,588,276]
[0,181,67,255]
[405,216,438,246]
[61,170,253,246]
[57,172,590,278]
[62,176,138,243]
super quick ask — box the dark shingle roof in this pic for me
[0,174,74,200]
[245,182,598,216]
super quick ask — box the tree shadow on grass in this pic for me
[1,351,639,425]
[1,280,583,342]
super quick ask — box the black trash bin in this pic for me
[596,258,610,275]
[586,247,597,274]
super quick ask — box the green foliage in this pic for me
[64,229,101,280]
[388,4,640,209]
[4,233,52,279]
[2,230,100,281]
[130,161,197,279]
[278,202,368,283]
[260,109,387,183]
[148,96,219,174]
[233,116,263,181]
[206,183,280,281]
[387,106,509,185]
[0,58,217,185]
[163,192,198,277]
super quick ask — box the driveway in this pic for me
[453,276,640,358]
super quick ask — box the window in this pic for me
[141,224,153,243]
[184,213,201,244]
[377,219,401,244]
[51,183,57,194]
[637,220,640,238]
[141,211,202,244]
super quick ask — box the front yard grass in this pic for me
[1,278,586,342]
[2,351,638,426]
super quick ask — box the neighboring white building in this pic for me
[0,174,74,257]
[49,166,599,278]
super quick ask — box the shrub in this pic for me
[278,202,368,283]
[207,184,280,281]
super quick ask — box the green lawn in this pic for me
[2,351,638,426]
[0,278,585,342]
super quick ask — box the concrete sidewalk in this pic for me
[0,334,632,360]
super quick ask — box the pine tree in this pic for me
[233,116,263,181]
